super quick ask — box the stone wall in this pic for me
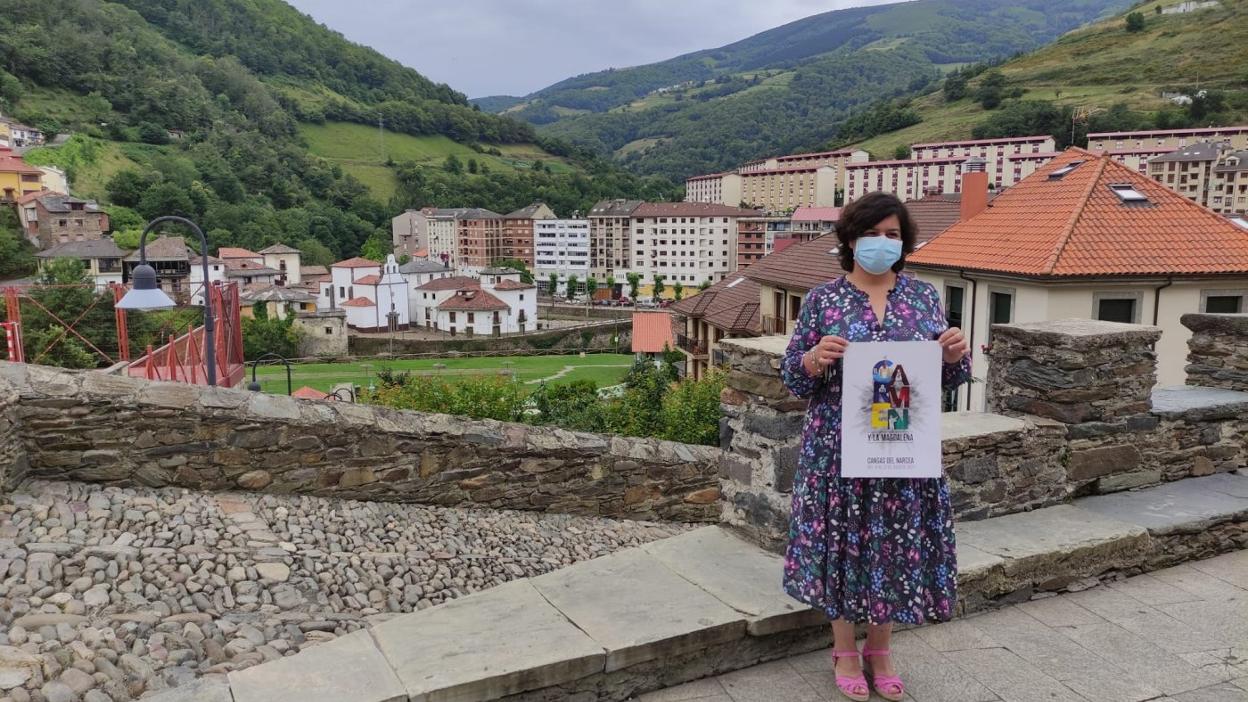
[0,362,721,522]
[294,309,349,357]
[0,376,27,490]
[717,319,1248,552]
[348,321,629,358]
[1183,312,1248,391]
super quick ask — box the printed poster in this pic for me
[840,341,942,479]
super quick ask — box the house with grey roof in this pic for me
[35,238,129,289]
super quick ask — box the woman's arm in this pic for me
[921,282,973,391]
[781,290,825,399]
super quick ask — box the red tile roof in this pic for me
[791,207,841,222]
[332,257,381,269]
[670,275,762,335]
[912,135,1053,148]
[492,279,535,290]
[632,202,758,218]
[353,274,382,285]
[293,386,329,400]
[631,311,677,353]
[437,289,508,311]
[741,234,844,292]
[0,148,42,175]
[417,275,481,291]
[908,148,1248,277]
[1089,126,1248,139]
[218,247,261,259]
[904,195,964,244]
[340,297,375,307]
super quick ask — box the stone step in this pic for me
[214,471,1248,702]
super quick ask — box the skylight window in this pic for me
[1109,184,1149,203]
[726,277,745,288]
[1048,161,1085,179]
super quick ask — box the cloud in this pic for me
[286,0,897,98]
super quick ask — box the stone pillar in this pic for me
[717,337,804,553]
[0,371,28,491]
[986,319,1163,491]
[1181,313,1248,391]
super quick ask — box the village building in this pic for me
[240,286,318,320]
[501,202,556,267]
[533,218,591,294]
[326,255,410,332]
[631,311,678,365]
[258,243,303,285]
[0,147,47,203]
[412,269,536,335]
[16,191,110,250]
[34,239,128,290]
[455,208,505,275]
[628,202,757,290]
[188,254,228,306]
[669,273,762,379]
[588,199,643,281]
[122,236,195,301]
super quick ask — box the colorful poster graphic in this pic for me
[840,341,942,478]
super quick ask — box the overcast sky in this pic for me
[286,0,900,98]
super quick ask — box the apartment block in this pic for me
[455,208,504,275]
[1149,142,1248,215]
[739,165,839,211]
[534,219,591,292]
[736,215,795,270]
[424,209,464,268]
[1212,150,1248,215]
[501,202,556,268]
[845,156,967,204]
[739,148,869,176]
[1088,125,1248,153]
[629,202,756,287]
[391,209,431,259]
[910,135,1056,188]
[685,172,742,206]
[588,199,643,280]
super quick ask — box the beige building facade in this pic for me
[628,203,754,287]
[684,172,742,206]
[845,156,967,203]
[910,135,1056,189]
[739,166,838,212]
[1088,125,1248,152]
[588,199,642,280]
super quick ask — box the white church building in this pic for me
[320,255,410,332]
[412,268,537,335]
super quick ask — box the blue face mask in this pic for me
[853,236,902,275]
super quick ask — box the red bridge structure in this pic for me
[1,281,246,388]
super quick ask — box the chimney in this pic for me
[960,158,990,222]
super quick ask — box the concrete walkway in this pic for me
[640,549,1248,702]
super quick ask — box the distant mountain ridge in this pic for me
[471,0,1132,180]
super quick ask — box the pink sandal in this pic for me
[863,647,905,701]
[830,649,870,702]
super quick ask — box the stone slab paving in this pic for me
[371,579,605,701]
[1075,474,1248,533]
[229,629,406,702]
[639,549,1248,702]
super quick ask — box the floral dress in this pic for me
[781,274,971,625]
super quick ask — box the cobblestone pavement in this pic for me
[0,480,690,701]
[640,549,1248,702]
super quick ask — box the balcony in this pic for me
[677,333,708,357]
[761,315,788,335]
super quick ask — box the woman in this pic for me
[781,192,971,701]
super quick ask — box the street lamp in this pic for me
[117,215,216,386]
[327,387,356,403]
[246,352,292,394]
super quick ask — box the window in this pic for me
[1202,291,1245,314]
[988,289,1014,340]
[1048,161,1085,180]
[339,286,345,298]
[1094,292,1141,324]
[944,284,965,330]
[324,327,333,335]
[1109,184,1148,203]
[467,312,475,324]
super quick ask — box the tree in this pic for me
[0,208,35,278]
[106,170,154,209]
[652,274,666,301]
[360,231,390,262]
[467,158,478,174]
[548,272,559,295]
[586,276,598,299]
[297,238,336,267]
[893,145,911,160]
[242,303,303,360]
[105,205,145,233]
[699,280,712,291]
[673,282,684,301]
[1125,11,1146,32]
[626,272,641,299]
[443,154,463,174]
[944,72,969,102]
[490,258,534,283]
[974,71,1007,110]
[137,182,196,221]
[565,274,579,300]
[605,275,616,298]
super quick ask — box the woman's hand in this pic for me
[803,335,849,376]
[938,327,970,364]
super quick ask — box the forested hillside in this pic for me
[0,0,676,262]
[475,0,1131,179]
[849,0,1248,158]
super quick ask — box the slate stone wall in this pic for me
[0,362,721,522]
[0,376,27,491]
[1183,313,1248,391]
[718,319,1248,552]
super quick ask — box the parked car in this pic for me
[659,299,674,308]
[617,296,632,306]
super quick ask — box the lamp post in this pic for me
[327,386,356,403]
[117,215,216,386]
[246,352,292,395]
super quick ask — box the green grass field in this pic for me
[298,122,574,201]
[253,353,636,394]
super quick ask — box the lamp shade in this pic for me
[117,263,176,310]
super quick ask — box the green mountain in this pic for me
[0,0,675,262]
[850,0,1248,158]
[475,0,1132,179]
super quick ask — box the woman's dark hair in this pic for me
[835,192,919,273]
